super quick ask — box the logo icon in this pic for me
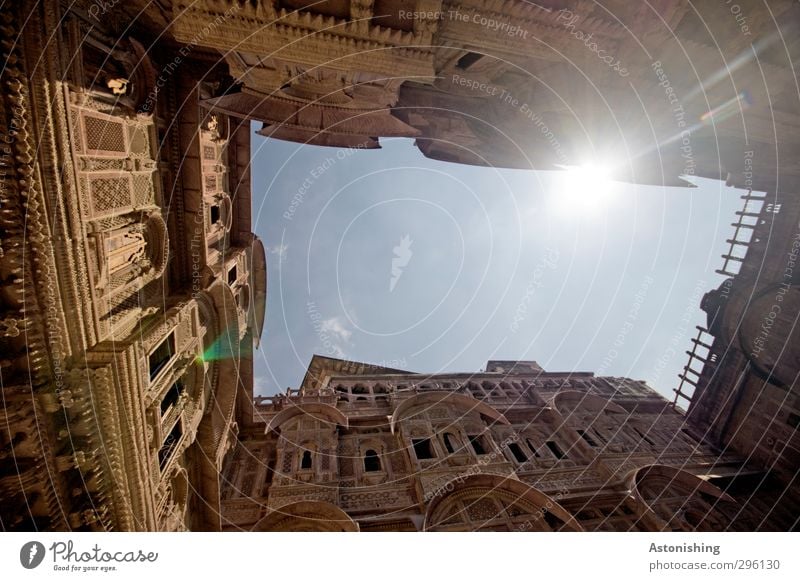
[20,541,45,569]
[390,235,413,292]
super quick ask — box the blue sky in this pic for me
[249,125,743,401]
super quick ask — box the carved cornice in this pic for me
[171,2,435,78]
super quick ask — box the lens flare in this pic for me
[201,326,246,362]
[551,163,616,215]
[700,90,753,124]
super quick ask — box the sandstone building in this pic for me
[223,356,797,531]
[0,0,798,531]
[159,0,800,193]
[1,0,266,531]
[675,188,800,514]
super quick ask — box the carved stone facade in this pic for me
[124,0,796,531]
[2,0,799,532]
[124,0,800,194]
[221,356,796,531]
[0,1,266,531]
[674,187,800,526]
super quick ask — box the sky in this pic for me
[249,125,744,401]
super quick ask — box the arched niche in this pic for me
[248,237,267,347]
[196,281,242,466]
[197,280,241,354]
[251,501,359,532]
[627,464,739,531]
[81,37,157,115]
[166,359,208,432]
[142,211,169,280]
[165,467,189,530]
[423,474,583,532]
[220,194,233,232]
[265,402,348,434]
[238,283,251,312]
[92,210,168,294]
[390,392,509,434]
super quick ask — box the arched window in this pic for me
[468,434,487,455]
[300,450,313,470]
[364,449,381,472]
[443,433,457,454]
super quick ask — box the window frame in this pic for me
[467,434,489,456]
[159,379,185,416]
[412,438,436,460]
[363,449,382,473]
[545,440,567,460]
[299,449,313,471]
[148,332,175,382]
[507,441,528,463]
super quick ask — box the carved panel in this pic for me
[132,173,154,206]
[89,176,131,216]
[281,451,292,474]
[267,486,338,509]
[339,456,354,478]
[128,125,150,157]
[339,488,412,511]
[82,114,126,155]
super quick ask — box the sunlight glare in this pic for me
[552,163,615,215]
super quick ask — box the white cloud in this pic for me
[311,316,352,358]
[269,243,289,262]
[320,317,352,342]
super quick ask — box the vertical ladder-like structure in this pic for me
[673,326,717,410]
[673,190,767,410]
[715,190,765,277]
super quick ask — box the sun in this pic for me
[552,163,615,214]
